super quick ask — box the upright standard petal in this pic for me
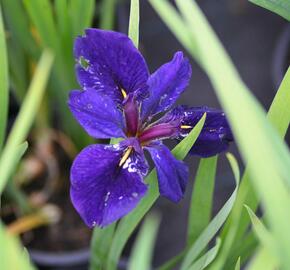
[170,106,233,157]
[68,89,125,139]
[146,143,188,202]
[74,29,149,104]
[70,143,148,227]
[141,52,191,120]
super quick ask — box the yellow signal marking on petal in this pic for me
[181,125,192,129]
[119,146,133,167]
[121,88,127,99]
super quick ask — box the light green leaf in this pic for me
[188,238,221,270]
[172,0,290,268]
[0,5,8,153]
[180,153,239,270]
[106,114,206,270]
[89,224,116,270]
[249,0,290,21]
[187,156,217,245]
[220,66,290,264]
[0,223,36,270]
[128,0,139,47]
[235,257,241,270]
[100,0,117,30]
[246,246,278,270]
[0,50,53,194]
[207,154,242,270]
[244,205,278,260]
[128,213,160,270]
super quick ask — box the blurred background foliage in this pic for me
[1,0,290,270]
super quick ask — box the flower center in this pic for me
[138,123,178,144]
[122,89,140,137]
[122,89,191,146]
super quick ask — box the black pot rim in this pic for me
[272,24,290,89]
[29,248,90,267]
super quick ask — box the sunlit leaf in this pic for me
[0,223,36,270]
[128,0,139,47]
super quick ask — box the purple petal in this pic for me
[68,89,125,139]
[74,29,149,104]
[70,143,148,227]
[170,106,233,157]
[141,52,191,120]
[146,143,188,202]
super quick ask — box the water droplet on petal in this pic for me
[104,191,111,202]
[132,192,138,198]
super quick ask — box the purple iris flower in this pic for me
[68,29,233,227]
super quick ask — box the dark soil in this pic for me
[21,143,92,252]
[22,186,92,252]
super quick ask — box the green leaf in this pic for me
[244,205,278,260]
[187,156,217,245]
[0,223,36,270]
[247,247,278,270]
[23,0,58,49]
[249,0,290,21]
[106,114,206,270]
[89,224,116,270]
[188,238,221,270]
[220,66,290,264]
[128,0,139,47]
[180,153,239,270]
[235,257,240,270]
[100,0,117,30]
[223,231,257,269]
[69,0,95,37]
[128,213,160,270]
[0,50,53,194]
[1,0,39,59]
[0,5,9,153]
[171,0,290,268]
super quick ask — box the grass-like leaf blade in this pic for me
[180,153,240,270]
[89,224,116,270]
[188,238,221,270]
[69,0,95,37]
[128,213,160,270]
[187,156,217,245]
[0,5,8,153]
[100,0,117,30]
[0,222,36,270]
[0,50,53,194]
[128,0,139,47]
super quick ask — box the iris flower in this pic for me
[68,29,233,227]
